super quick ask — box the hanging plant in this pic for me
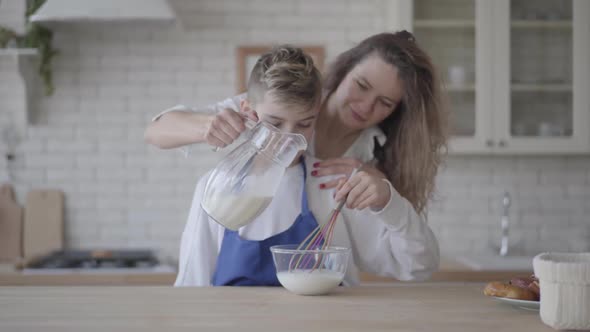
[0,0,57,96]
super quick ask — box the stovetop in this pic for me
[27,249,159,269]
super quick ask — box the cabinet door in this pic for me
[412,0,494,154]
[493,0,590,154]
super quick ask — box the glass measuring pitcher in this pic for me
[201,122,307,230]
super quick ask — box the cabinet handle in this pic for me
[498,140,507,147]
[486,139,494,147]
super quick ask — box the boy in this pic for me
[175,46,322,286]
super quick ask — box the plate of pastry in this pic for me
[484,275,540,311]
[492,296,540,311]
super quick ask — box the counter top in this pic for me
[0,258,532,285]
[0,264,176,285]
[0,283,550,332]
[360,257,532,283]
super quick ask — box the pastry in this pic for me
[483,281,538,301]
[509,276,533,289]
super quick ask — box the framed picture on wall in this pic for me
[236,45,325,93]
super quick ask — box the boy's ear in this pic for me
[239,100,259,122]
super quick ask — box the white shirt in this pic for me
[156,96,440,286]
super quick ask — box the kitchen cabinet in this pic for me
[406,0,590,154]
[0,285,553,331]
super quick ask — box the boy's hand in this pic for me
[205,108,258,148]
[332,168,391,211]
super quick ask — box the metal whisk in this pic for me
[297,198,345,252]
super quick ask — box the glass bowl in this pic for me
[270,244,350,295]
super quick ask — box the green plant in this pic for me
[0,0,57,95]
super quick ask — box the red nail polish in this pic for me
[319,184,325,189]
[313,162,320,167]
[311,170,317,176]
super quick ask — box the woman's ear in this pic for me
[240,100,259,122]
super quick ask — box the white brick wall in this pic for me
[0,0,26,34]
[1,0,588,263]
[432,156,590,256]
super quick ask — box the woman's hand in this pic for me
[205,108,258,148]
[311,157,364,189]
[333,167,391,211]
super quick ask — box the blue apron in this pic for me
[212,162,319,286]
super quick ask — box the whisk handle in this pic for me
[334,199,346,213]
[333,167,359,212]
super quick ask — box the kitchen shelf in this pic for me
[414,19,475,28]
[511,20,572,29]
[0,48,38,56]
[511,83,572,92]
[446,84,476,92]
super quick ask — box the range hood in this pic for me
[29,0,176,23]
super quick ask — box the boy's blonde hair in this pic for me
[247,45,322,111]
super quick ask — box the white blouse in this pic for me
[156,95,440,286]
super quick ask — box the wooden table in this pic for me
[360,257,533,283]
[0,263,177,286]
[0,259,533,285]
[0,283,552,332]
[0,271,177,286]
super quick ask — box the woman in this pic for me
[146,31,449,283]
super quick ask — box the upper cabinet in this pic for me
[409,0,590,154]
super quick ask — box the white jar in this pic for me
[448,65,466,86]
[533,253,590,330]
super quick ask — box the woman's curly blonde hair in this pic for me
[323,32,449,215]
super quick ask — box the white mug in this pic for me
[448,66,466,85]
[538,122,553,137]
